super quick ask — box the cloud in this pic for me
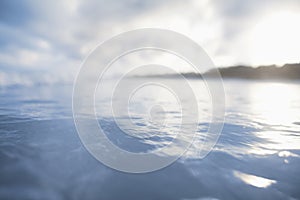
[0,0,300,86]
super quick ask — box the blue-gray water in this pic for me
[1,79,300,200]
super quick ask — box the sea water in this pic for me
[1,79,300,200]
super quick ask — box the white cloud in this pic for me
[0,0,300,86]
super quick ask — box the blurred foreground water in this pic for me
[1,79,300,200]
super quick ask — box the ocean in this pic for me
[1,79,300,200]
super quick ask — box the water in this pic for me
[1,79,300,200]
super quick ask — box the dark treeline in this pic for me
[132,63,300,80]
[205,63,300,80]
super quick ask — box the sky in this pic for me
[0,0,300,86]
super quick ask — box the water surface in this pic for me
[1,79,300,200]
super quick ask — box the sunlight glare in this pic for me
[249,82,297,125]
[249,11,300,65]
[234,171,276,188]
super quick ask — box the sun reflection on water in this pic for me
[233,170,276,188]
[249,82,299,126]
[246,82,300,154]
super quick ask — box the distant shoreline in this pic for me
[132,63,300,80]
[205,63,300,80]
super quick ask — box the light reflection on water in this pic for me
[1,79,300,199]
[233,170,277,188]
[248,82,299,126]
[93,79,300,158]
[224,80,300,157]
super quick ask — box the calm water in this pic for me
[1,79,300,200]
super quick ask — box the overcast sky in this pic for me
[1,0,300,85]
